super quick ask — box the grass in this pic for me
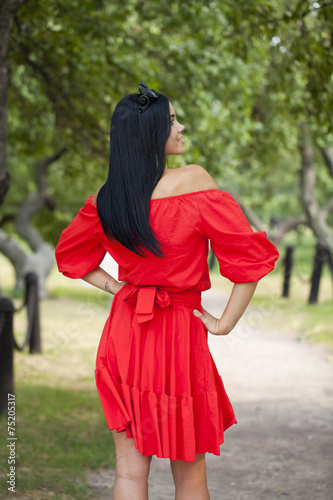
[0,230,333,498]
[0,385,115,499]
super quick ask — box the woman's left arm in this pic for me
[193,281,258,335]
[82,267,127,295]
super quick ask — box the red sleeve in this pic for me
[55,197,106,279]
[197,190,279,283]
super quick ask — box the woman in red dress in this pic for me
[55,83,279,500]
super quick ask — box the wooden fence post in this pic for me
[309,244,327,304]
[0,297,15,416]
[282,245,294,298]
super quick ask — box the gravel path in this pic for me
[87,287,333,500]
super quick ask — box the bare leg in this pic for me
[112,430,152,500]
[170,453,210,500]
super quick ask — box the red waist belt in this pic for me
[122,285,201,324]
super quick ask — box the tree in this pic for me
[1,0,332,294]
[0,0,29,207]
[0,147,67,298]
[300,123,333,252]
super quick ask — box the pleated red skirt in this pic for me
[95,284,237,462]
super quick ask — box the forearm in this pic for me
[218,282,258,334]
[81,267,123,295]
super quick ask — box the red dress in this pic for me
[55,189,279,461]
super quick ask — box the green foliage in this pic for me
[2,0,332,246]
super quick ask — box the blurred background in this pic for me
[0,1,332,499]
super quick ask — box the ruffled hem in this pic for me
[96,366,237,462]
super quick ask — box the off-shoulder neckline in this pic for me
[150,189,222,202]
[88,189,222,206]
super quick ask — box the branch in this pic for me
[36,146,67,195]
[15,193,46,251]
[266,214,308,249]
[16,147,67,251]
[274,215,308,235]
[0,171,10,205]
[322,197,333,218]
[300,122,319,215]
[0,226,54,299]
[321,146,333,178]
[226,189,267,232]
[0,212,15,226]
[0,227,27,274]
[221,186,309,250]
[0,0,29,16]
[300,1,333,19]
[283,0,333,22]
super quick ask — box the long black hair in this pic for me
[97,87,171,257]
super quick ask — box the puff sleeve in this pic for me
[55,197,106,279]
[197,190,279,283]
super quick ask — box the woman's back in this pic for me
[56,164,278,291]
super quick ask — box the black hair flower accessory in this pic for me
[138,82,158,113]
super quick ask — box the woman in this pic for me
[55,83,279,500]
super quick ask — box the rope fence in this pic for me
[0,272,41,415]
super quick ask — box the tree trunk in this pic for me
[0,147,67,298]
[0,228,27,280]
[0,228,54,300]
[14,192,55,299]
[0,0,29,207]
[300,123,333,251]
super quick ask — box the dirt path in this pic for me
[87,287,333,500]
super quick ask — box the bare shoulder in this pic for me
[180,164,219,191]
[92,184,104,204]
[151,165,219,199]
